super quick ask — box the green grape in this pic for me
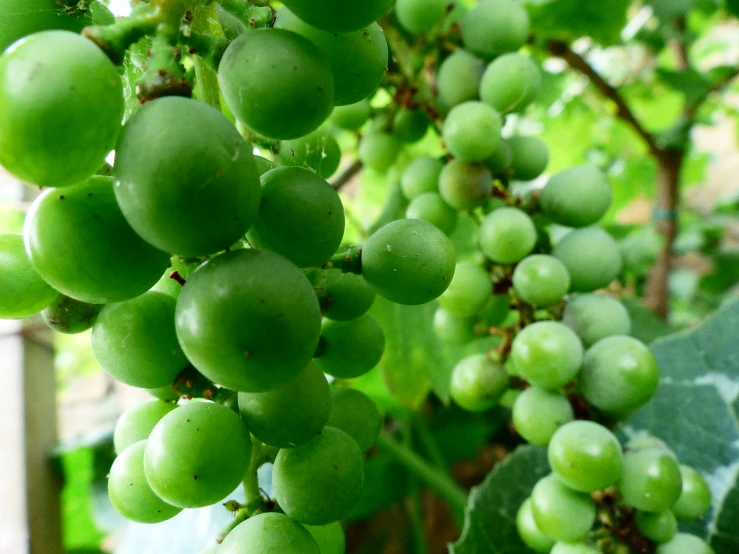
[437,49,484,110]
[550,543,599,554]
[433,308,476,345]
[41,294,102,334]
[618,448,683,512]
[147,386,180,403]
[553,228,623,292]
[439,261,491,317]
[92,292,187,389]
[480,54,541,114]
[672,465,712,521]
[144,401,251,508]
[0,31,123,187]
[635,510,678,543]
[219,28,334,140]
[238,361,331,448]
[0,0,85,51]
[175,249,321,392]
[275,8,388,106]
[114,96,260,257]
[484,139,513,176]
[358,131,402,172]
[0,234,57,319]
[114,400,178,455]
[443,101,502,162]
[24,177,169,304]
[305,522,346,554]
[461,0,530,59]
[562,294,631,347]
[548,420,623,493]
[393,109,430,143]
[254,155,277,176]
[198,546,219,554]
[330,100,372,130]
[626,435,676,457]
[396,0,447,33]
[530,474,596,543]
[578,335,659,416]
[478,294,510,327]
[281,0,393,32]
[278,130,341,179]
[315,314,385,379]
[220,512,320,554]
[406,193,458,236]
[273,426,364,525]
[150,256,201,300]
[512,387,574,446]
[450,354,509,412]
[439,160,493,210]
[656,533,715,554]
[510,321,583,390]
[316,269,376,321]
[246,167,345,268]
[512,254,571,306]
[508,136,549,181]
[327,388,382,452]
[540,165,613,228]
[479,207,537,264]
[400,157,444,200]
[516,498,556,553]
[108,441,182,523]
[362,219,456,305]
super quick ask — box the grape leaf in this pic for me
[450,445,549,554]
[646,0,698,19]
[523,0,630,45]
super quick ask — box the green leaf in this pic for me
[655,69,711,106]
[451,445,549,554]
[622,297,673,344]
[524,0,630,45]
[726,0,739,18]
[646,0,698,19]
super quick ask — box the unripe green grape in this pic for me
[443,101,502,162]
[330,100,371,130]
[114,400,178,454]
[540,165,613,228]
[23,177,169,304]
[247,167,345,268]
[401,157,444,200]
[278,130,341,179]
[508,136,549,181]
[327,388,382,452]
[108,441,182,524]
[0,31,123,187]
[484,139,513,176]
[0,234,57,319]
[578,335,659,416]
[437,49,485,110]
[92,292,188,389]
[396,0,447,33]
[393,109,430,143]
[450,354,509,412]
[553,228,623,292]
[439,262,491,317]
[147,386,180,402]
[219,28,334,140]
[114,96,261,257]
[530,474,596,543]
[305,522,346,554]
[175,249,321,392]
[406,193,458,236]
[550,543,599,554]
[672,465,712,521]
[433,308,476,345]
[220,512,320,554]
[626,435,676,457]
[461,0,530,58]
[275,8,388,106]
[656,533,715,554]
[635,510,678,544]
[478,294,510,327]
[280,0,393,33]
[512,387,574,446]
[562,294,631,347]
[41,294,102,334]
[273,426,364,525]
[513,254,570,306]
[320,269,376,321]
[254,155,277,176]
[362,219,456,305]
[150,256,201,301]
[618,448,683,513]
[315,314,385,379]
[439,160,493,210]
[359,131,402,172]
[516,498,556,553]
[510,321,583,390]
[548,420,623,493]
[0,0,89,52]
[238,361,331,448]
[480,54,541,114]
[479,207,537,264]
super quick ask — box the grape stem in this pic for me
[172,364,235,403]
[327,245,363,275]
[218,0,275,28]
[404,423,430,554]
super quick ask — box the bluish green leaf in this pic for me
[524,0,630,45]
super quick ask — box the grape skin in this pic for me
[512,387,574,446]
[219,512,320,554]
[562,293,631,347]
[443,101,502,162]
[321,269,377,322]
[280,0,394,33]
[278,130,341,179]
[530,474,596,543]
[315,314,386,379]
[439,160,494,211]
[461,0,530,59]
[358,131,402,172]
[406,192,458,236]
[114,400,178,454]
[516,498,556,553]
[672,465,712,521]
[618,448,683,513]
[480,53,541,114]
[326,388,382,452]
[396,0,447,33]
[401,157,445,202]
[540,165,613,228]
[512,254,571,306]
[0,233,57,319]
[433,308,476,345]
[479,207,537,264]
[450,354,509,412]
[553,227,623,292]
[330,100,371,130]
[656,533,715,554]
[439,262,491,318]
[304,522,346,554]
[508,136,550,181]
[635,510,678,544]
[41,294,102,334]
[437,49,485,110]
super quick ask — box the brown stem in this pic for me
[331,159,363,190]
